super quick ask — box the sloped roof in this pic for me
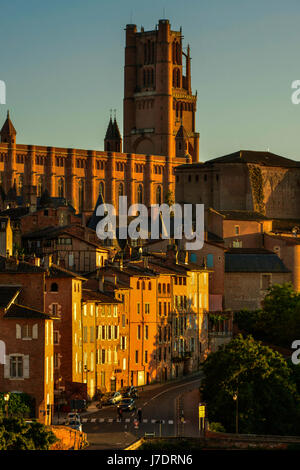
[225,249,290,273]
[82,289,121,303]
[0,111,16,137]
[0,285,21,309]
[4,303,55,319]
[217,210,269,221]
[175,150,300,170]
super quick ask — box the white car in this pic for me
[67,419,82,432]
[67,412,81,422]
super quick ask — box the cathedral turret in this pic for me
[175,124,189,158]
[104,116,122,152]
[0,111,16,143]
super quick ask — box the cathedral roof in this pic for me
[207,150,300,168]
[0,111,16,137]
[175,150,300,170]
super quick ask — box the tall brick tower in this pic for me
[123,19,199,162]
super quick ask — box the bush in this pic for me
[209,422,226,433]
[0,417,57,450]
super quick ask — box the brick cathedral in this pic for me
[0,19,199,216]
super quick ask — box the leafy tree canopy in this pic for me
[201,334,300,435]
[235,283,300,348]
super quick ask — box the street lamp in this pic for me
[4,393,10,418]
[233,392,238,434]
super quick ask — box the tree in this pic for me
[235,283,300,348]
[0,393,33,419]
[0,417,57,450]
[164,189,174,207]
[201,334,300,435]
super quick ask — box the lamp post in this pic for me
[233,392,238,434]
[4,393,10,418]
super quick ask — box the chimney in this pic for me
[166,243,177,264]
[5,256,19,271]
[44,254,53,268]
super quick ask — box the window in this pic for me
[232,240,242,248]
[137,303,140,314]
[58,178,64,198]
[137,325,141,340]
[145,325,149,340]
[7,355,29,379]
[145,351,148,363]
[156,186,162,204]
[137,184,143,204]
[50,282,58,292]
[90,327,95,342]
[51,303,58,315]
[234,225,240,236]
[120,336,127,350]
[145,303,150,314]
[135,350,139,364]
[54,331,59,345]
[206,254,214,268]
[83,327,88,343]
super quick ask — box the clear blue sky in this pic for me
[1,0,300,161]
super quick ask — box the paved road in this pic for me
[79,373,203,450]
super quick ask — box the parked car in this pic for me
[108,392,123,404]
[66,419,82,432]
[117,398,136,412]
[122,386,139,399]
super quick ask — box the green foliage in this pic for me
[164,189,175,207]
[235,283,300,347]
[0,417,57,450]
[209,422,226,432]
[201,334,300,435]
[0,393,33,419]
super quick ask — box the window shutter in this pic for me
[4,355,10,378]
[32,324,38,339]
[16,324,21,339]
[23,355,30,378]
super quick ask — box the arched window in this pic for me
[78,179,84,212]
[37,176,43,197]
[17,175,23,196]
[137,184,143,204]
[172,42,176,64]
[156,186,162,204]
[58,178,64,198]
[177,69,180,88]
[50,282,58,292]
[99,181,104,197]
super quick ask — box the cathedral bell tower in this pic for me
[123,19,199,161]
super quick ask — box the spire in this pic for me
[104,112,122,152]
[0,110,17,143]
